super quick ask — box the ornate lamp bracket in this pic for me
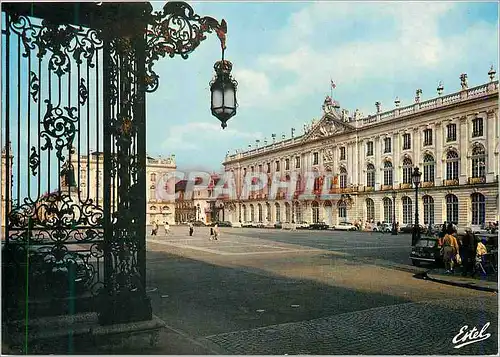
[144,1,228,93]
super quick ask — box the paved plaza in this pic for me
[143,226,498,355]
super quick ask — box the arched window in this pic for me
[275,203,281,222]
[446,194,459,224]
[423,154,435,183]
[250,204,255,222]
[446,150,459,180]
[471,193,485,225]
[339,167,348,189]
[258,203,263,222]
[366,198,375,221]
[383,161,393,186]
[150,173,156,182]
[295,202,302,222]
[285,202,291,223]
[312,202,320,223]
[149,185,156,201]
[366,164,375,188]
[402,196,413,225]
[266,203,271,222]
[242,205,247,222]
[471,145,486,178]
[402,158,413,184]
[423,195,434,225]
[313,175,321,192]
[338,201,347,221]
[383,197,393,223]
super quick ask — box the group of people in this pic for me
[439,222,489,276]
[150,221,220,240]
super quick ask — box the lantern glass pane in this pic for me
[224,86,235,108]
[212,87,223,108]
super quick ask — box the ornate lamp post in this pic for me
[197,203,201,221]
[391,190,397,235]
[411,167,422,246]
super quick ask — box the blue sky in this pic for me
[146,1,499,172]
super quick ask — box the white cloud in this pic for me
[236,2,496,113]
[161,121,263,152]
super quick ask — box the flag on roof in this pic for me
[331,79,336,89]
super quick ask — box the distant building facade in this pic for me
[222,71,499,229]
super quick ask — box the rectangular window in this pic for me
[366,141,373,156]
[251,166,254,173]
[267,163,270,173]
[472,118,483,137]
[447,124,457,142]
[340,147,346,160]
[285,159,290,170]
[402,133,411,150]
[258,164,262,172]
[275,161,280,171]
[313,152,319,165]
[295,156,300,169]
[423,129,433,146]
[384,138,391,153]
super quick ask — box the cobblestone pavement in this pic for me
[146,226,498,355]
[202,297,498,355]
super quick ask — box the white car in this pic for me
[373,223,392,232]
[333,222,357,231]
[295,221,310,229]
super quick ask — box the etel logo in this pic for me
[452,322,491,349]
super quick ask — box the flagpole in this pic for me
[330,78,333,99]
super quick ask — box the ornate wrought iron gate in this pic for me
[2,2,228,325]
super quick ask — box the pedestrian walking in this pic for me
[151,222,158,236]
[460,229,475,276]
[209,226,214,240]
[188,222,194,236]
[213,223,219,240]
[442,223,459,274]
[164,221,170,236]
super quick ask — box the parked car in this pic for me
[400,224,426,234]
[232,221,242,228]
[309,222,329,230]
[209,221,232,227]
[373,223,392,232]
[333,222,357,231]
[241,221,253,228]
[409,237,442,266]
[295,221,310,229]
[274,222,283,229]
[192,220,206,227]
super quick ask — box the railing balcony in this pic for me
[468,176,486,184]
[399,183,412,189]
[443,179,459,186]
[381,185,393,191]
[422,181,434,188]
[364,186,374,192]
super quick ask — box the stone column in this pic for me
[486,110,496,180]
[374,136,381,190]
[393,132,400,185]
[459,116,468,184]
[414,127,421,167]
[435,123,443,184]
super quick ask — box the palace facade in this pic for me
[221,71,499,229]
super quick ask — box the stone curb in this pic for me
[419,271,498,293]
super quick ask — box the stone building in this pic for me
[1,143,13,238]
[175,174,226,225]
[72,150,177,225]
[222,70,499,229]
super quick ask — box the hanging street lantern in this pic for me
[210,59,238,129]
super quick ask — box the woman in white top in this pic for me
[164,222,170,235]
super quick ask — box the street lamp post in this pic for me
[411,167,422,246]
[391,190,397,235]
